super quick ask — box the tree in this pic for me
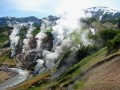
[117,18,120,29]
[106,34,120,53]
[100,29,120,45]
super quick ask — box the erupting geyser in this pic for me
[9,0,93,76]
[22,24,34,53]
[9,25,20,58]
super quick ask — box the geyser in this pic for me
[9,25,20,58]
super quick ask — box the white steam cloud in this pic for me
[35,32,46,50]
[90,27,95,35]
[35,19,53,50]
[41,19,52,32]
[81,30,92,46]
[52,8,85,45]
[34,0,93,73]
[10,25,20,57]
[22,24,34,53]
[9,0,93,74]
[34,59,44,73]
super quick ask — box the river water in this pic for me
[0,68,29,90]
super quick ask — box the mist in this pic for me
[9,25,20,58]
[22,24,34,53]
[33,0,94,74]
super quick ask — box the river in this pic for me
[0,68,29,90]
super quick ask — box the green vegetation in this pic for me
[74,49,120,90]
[10,48,107,90]
[0,49,16,66]
[100,29,120,45]
[45,28,53,33]
[0,26,16,66]
[0,26,12,33]
[76,45,98,60]
[107,34,120,53]
[0,34,8,43]
[69,31,82,44]
[19,27,27,39]
[118,18,120,29]
[81,17,97,24]
[0,26,10,43]
[32,27,40,36]
[10,42,120,90]
[0,17,120,90]
[37,48,106,90]
[99,29,120,53]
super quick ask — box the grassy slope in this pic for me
[9,47,120,90]
[0,48,16,66]
[0,34,8,43]
[10,48,108,90]
[81,56,120,90]
[25,48,120,90]
[74,49,120,90]
[50,48,107,90]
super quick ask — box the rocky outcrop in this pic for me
[16,32,54,69]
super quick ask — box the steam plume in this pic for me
[34,2,92,73]
[10,25,20,57]
[22,24,34,53]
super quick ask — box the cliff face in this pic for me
[16,32,54,69]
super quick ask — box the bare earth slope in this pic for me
[83,56,120,90]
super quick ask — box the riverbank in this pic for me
[0,68,29,90]
[0,69,18,83]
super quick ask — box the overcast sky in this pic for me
[0,0,120,18]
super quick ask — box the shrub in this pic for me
[118,18,120,29]
[77,45,97,60]
[106,34,120,53]
[100,29,120,45]
[113,34,120,49]
[32,29,40,36]
[0,34,8,43]
[106,40,114,52]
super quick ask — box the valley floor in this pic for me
[9,48,120,90]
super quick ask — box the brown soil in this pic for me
[0,70,18,83]
[0,71,10,83]
[83,56,120,90]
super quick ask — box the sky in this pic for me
[0,0,120,18]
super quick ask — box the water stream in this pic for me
[0,68,29,90]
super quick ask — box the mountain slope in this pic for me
[9,48,120,90]
[0,7,120,27]
[0,15,59,27]
[82,56,120,90]
[0,6,120,90]
[85,6,120,21]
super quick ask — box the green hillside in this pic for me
[10,47,120,90]
[1,17,120,90]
